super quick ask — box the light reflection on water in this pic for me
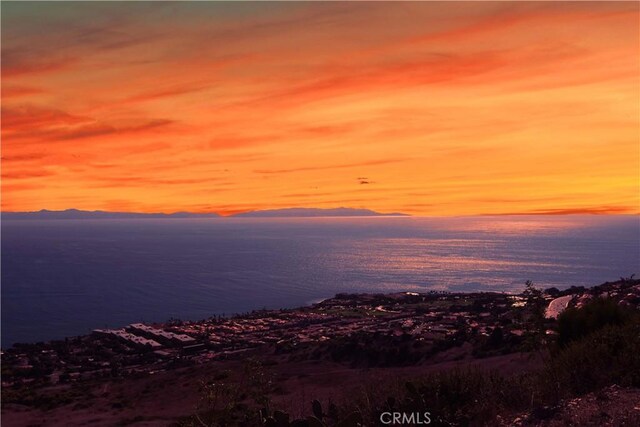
[1,215,638,346]
[441,217,585,234]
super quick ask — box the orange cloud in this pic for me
[1,2,638,215]
[1,48,76,77]
[255,159,406,175]
[492,206,638,216]
[2,85,45,98]
[2,105,88,129]
[2,105,174,142]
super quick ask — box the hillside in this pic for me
[2,278,639,426]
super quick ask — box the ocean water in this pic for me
[2,215,638,347]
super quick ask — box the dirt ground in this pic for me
[2,348,539,427]
[501,385,640,427]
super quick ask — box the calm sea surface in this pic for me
[2,215,639,347]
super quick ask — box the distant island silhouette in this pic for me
[1,209,221,220]
[232,207,409,217]
[2,207,410,220]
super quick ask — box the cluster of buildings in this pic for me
[127,323,196,346]
[92,328,162,349]
[3,279,639,388]
[90,323,197,351]
[1,321,205,388]
[163,291,519,359]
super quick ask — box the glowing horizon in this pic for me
[2,2,639,216]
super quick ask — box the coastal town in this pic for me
[3,278,639,391]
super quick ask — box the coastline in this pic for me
[4,278,639,351]
[3,277,637,365]
[4,214,639,348]
[2,277,639,426]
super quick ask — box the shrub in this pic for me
[556,298,636,347]
[340,311,640,425]
[543,321,640,397]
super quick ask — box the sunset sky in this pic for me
[2,2,638,216]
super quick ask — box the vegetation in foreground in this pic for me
[3,278,639,426]
[177,282,640,427]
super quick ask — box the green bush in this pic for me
[340,309,640,425]
[180,298,640,426]
[543,321,640,397]
[557,298,635,347]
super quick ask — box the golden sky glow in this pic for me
[2,2,639,215]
